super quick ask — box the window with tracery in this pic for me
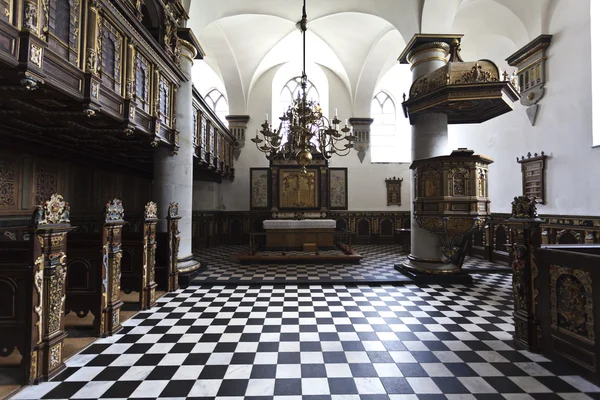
[204,89,228,125]
[279,76,321,147]
[370,91,409,163]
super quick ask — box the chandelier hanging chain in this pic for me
[251,0,357,173]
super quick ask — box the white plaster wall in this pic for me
[192,181,221,211]
[449,0,597,215]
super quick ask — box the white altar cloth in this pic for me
[263,219,336,230]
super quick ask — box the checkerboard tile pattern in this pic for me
[13,274,600,399]
[192,245,510,284]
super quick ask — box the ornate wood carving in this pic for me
[550,266,594,343]
[385,177,403,206]
[167,202,181,292]
[140,201,158,309]
[0,157,18,208]
[517,152,547,205]
[506,196,542,352]
[34,161,60,208]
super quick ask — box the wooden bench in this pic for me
[121,202,159,310]
[66,199,125,337]
[0,194,72,384]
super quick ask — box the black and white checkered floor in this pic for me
[13,274,600,399]
[192,245,511,284]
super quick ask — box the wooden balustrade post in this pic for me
[100,199,126,337]
[167,203,181,292]
[141,202,158,310]
[28,194,73,383]
[505,196,543,352]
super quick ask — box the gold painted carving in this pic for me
[91,80,99,99]
[455,63,498,84]
[35,194,70,225]
[112,310,119,327]
[49,343,61,369]
[279,170,318,208]
[23,0,38,31]
[550,265,594,343]
[511,196,538,219]
[30,350,38,379]
[33,255,44,344]
[111,251,122,301]
[144,201,158,220]
[105,198,124,221]
[29,44,42,68]
[48,259,67,335]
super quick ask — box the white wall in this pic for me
[195,0,597,216]
[450,0,597,215]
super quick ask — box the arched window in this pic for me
[278,76,321,147]
[279,76,319,118]
[53,0,71,44]
[204,89,228,124]
[371,91,406,162]
[141,0,162,43]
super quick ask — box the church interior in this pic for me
[1,0,600,399]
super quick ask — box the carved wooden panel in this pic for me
[34,161,61,207]
[518,152,547,204]
[0,156,20,210]
[385,177,403,206]
[100,17,123,95]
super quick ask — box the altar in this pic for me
[263,219,336,249]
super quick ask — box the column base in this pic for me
[177,255,205,288]
[395,255,472,284]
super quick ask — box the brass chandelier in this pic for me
[251,0,356,173]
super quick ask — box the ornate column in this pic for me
[348,118,373,163]
[505,196,542,352]
[226,115,250,160]
[399,35,453,270]
[152,37,200,275]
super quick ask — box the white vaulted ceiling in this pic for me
[185,0,559,114]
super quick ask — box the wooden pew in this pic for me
[155,202,181,292]
[66,199,125,337]
[121,202,159,310]
[0,194,72,384]
[537,245,600,385]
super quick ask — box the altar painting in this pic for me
[279,169,319,209]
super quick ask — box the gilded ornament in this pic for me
[105,198,124,221]
[48,261,67,335]
[113,310,119,328]
[23,0,38,31]
[144,201,158,220]
[91,81,99,99]
[550,266,594,342]
[33,256,44,344]
[29,44,43,68]
[86,49,98,75]
[36,194,70,226]
[111,251,122,301]
[511,196,538,219]
[49,343,61,369]
[454,63,498,85]
[30,350,38,379]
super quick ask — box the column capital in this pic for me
[225,115,250,160]
[348,117,373,164]
[398,34,463,65]
[177,28,204,63]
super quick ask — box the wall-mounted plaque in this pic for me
[517,152,547,204]
[385,177,403,206]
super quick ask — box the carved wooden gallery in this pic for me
[0,0,234,388]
